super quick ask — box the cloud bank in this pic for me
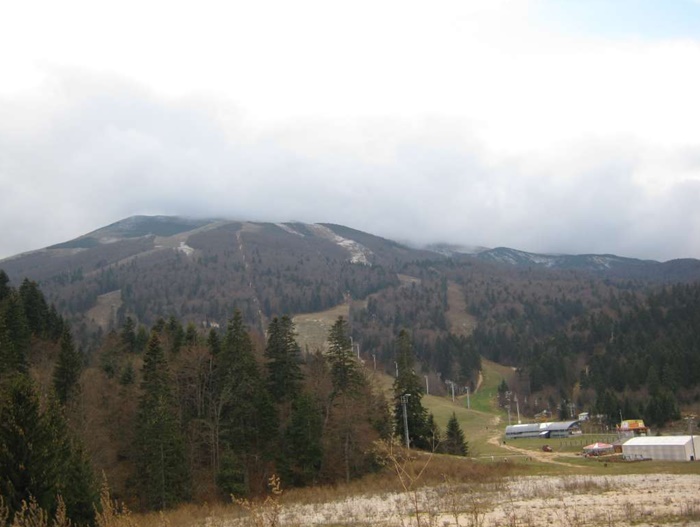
[1,1,699,261]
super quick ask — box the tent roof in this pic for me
[623,435,694,447]
[583,442,613,450]
[505,420,580,433]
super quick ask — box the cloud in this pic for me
[1,2,700,261]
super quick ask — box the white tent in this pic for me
[583,442,614,455]
[622,435,700,461]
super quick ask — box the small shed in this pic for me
[622,435,700,461]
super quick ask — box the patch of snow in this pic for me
[276,223,305,237]
[590,256,613,269]
[98,237,121,244]
[526,254,555,265]
[177,241,194,256]
[309,225,373,265]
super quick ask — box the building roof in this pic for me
[623,436,693,447]
[505,420,580,433]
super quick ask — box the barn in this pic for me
[622,436,700,461]
[505,420,581,439]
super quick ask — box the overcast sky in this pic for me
[2,0,700,262]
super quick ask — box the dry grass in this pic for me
[292,304,351,354]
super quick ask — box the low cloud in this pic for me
[2,2,700,262]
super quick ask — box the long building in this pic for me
[622,436,700,461]
[505,420,582,439]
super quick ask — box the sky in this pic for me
[1,0,700,262]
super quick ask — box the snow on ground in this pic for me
[218,474,700,527]
[177,241,194,256]
[275,223,305,237]
[308,224,373,265]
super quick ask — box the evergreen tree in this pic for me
[0,292,31,376]
[120,317,136,353]
[135,324,149,352]
[53,325,83,405]
[0,375,59,516]
[327,317,363,394]
[392,330,430,449]
[216,311,278,495]
[166,315,184,354]
[322,318,379,483]
[265,316,303,403]
[18,278,49,337]
[134,332,191,509]
[43,397,98,525]
[184,322,199,346]
[207,328,221,357]
[443,412,468,456]
[0,269,11,303]
[0,376,97,524]
[279,393,323,487]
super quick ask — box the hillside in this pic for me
[2,215,700,428]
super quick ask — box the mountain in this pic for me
[3,214,700,430]
[0,216,442,336]
[470,247,700,282]
[2,215,700,342]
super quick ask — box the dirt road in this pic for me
[486,416,586,467]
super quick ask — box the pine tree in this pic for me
[443,412,468,456]
[265,316,303,403]
[53,325,83,405]
[393,330,430,449]
[134,332,191,509]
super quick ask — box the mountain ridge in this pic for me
[3,214,696,269]
[2,215,700,338]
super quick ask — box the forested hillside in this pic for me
[3,216,700,513]
[3,246,700,522]
[1,271,409,521]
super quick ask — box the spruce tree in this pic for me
[279,393,323,487]
[216,311,277,495]
[0,377,97,523]
[444,412,468,456]
[0,269,10,302]
[327,316,363,394]
[265,316,303,403]
[53,325,83,405]
[18,278,49,337]
[0,292,31,376]
[120,316,136,353]
[323,317,377,483]
[0,375,58,516]
[43,397,98,524]
[134,332,190,510]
